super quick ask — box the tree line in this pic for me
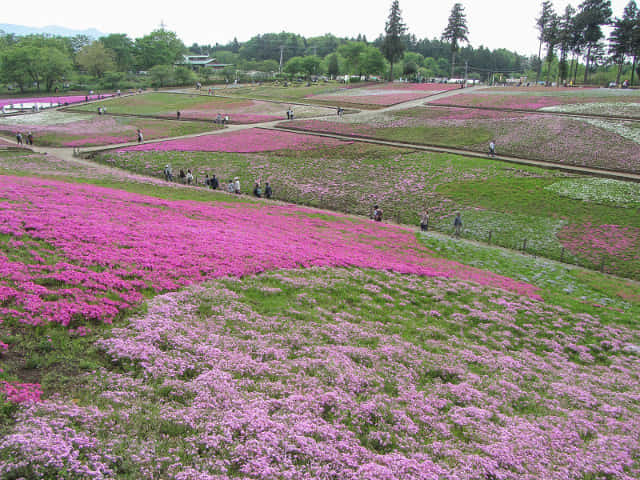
[535,0,640,85]
[1,0,638,93]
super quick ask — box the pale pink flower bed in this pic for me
[431,90,640,111]
[558,222,640,271]
[2,268,638,479]
[116,128,352,153]
[0,94,113,109]
[307,83,459,106]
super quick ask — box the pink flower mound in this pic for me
[0,382,42,403]
[0,176,539,327]
[558,223,640,266]
[0,94,113,109]
[117,128,351,153]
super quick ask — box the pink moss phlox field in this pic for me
[0,94,113,109]
[0,382,42,403]
[307,83,459,106]
[431,90,640,111]
[558,222,640,267]
[0,175,539,328]
[116,128,352,153]
[2,269,637,479]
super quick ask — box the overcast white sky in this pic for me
[2,0,631,56]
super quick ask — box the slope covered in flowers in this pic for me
[0,111,216,147]
[286,106,640,172]
[116,127,353,153]
[1,268,638,479]
[306,82,459,106]
[430,87,640,117]
[0,175,539,327]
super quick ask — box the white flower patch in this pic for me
[545,178,640,208]
[0,110,92,126]
[540,102,640,118]
[576,117,640,145]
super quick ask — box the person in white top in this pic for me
[234,177,241,194]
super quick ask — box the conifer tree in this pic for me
[382,0,407,80]
[609,0,638,84]
[442,3,469,77]
[558,5,577,83]
[536,1,556,82]
[576,0,612,82]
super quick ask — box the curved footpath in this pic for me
[1,85,639,183]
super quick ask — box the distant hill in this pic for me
[0,23,106,38]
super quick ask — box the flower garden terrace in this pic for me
[429,86,640,119]
[0,154,639,478]
[68,91,337,123]
[0,174,540,329]
[1,267,639,479]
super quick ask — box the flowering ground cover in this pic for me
[70,92,334,123]
[544,177,640,208]
[220,81,375,103]
[430,87,640,117]
[305,82,459,107]
[95,142,640,280]
[286,106,640,172]
[115,127,353,153]
[1,266,638,479]
[0,174,541,329]
[0,94,113,110]
[438,175,640,279]
[0,111,216,147]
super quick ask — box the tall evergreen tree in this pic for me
[536,1,556,82]
[442,3,469,77]
[631,2,640,84]
[541,12,560,83]
[558,5,576,83]
[382,0,407,80]
[609,0,638,84]
[576,0,612,82]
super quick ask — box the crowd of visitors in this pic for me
[15,131,34,145]
[161,164,273,199]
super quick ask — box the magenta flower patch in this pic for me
[0,175,539,328]
[116,128,353,153]
[0,94,113,109]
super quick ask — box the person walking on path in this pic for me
[227,180,235,193]
[420,210,430,232]
[137,129,143,143]
[176,110,181,120]
[371,205,383,222]
[210,174,219,190]
[164,164,173,181]
[16,132,23,145]
[488,140,496,157]
[234,177,241,194]
[186,169,194,185]
[253,182,262,198]
[264,182,272,199]
[27,132,33,145]
[453,213,462,237]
